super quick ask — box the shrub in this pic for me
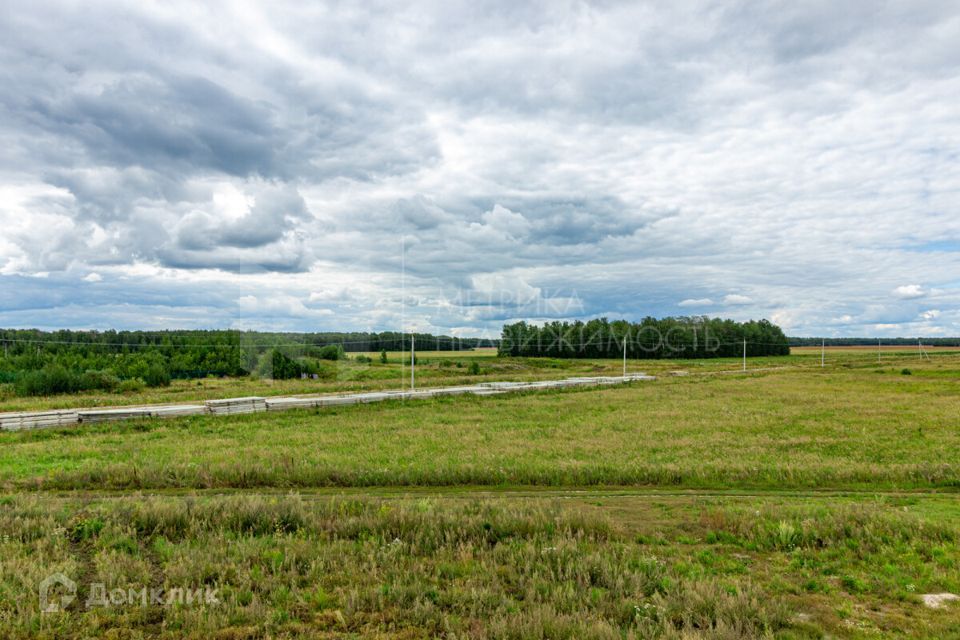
[68,517,105,543]
[78,370,121,392]
[143,363,171,387]
[354,355,372,364]
[318,345,344,361]
[901,368,912,376]
[469,361,481,375]
[380,349,388,364]
[15,365,78,396]
[118,378,146,393]
[271,350,303,380]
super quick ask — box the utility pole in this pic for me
[821,339,825,368]
[742,338,746,371]
[410,336,415,390]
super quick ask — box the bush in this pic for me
[354,355,372,364]
[380,349,388,364]
[901,368,912,376]
[318,345,344,361]
[271,350,303,380]
[78,370,120,392]
[143,363,171,387]
[469,361,481,375]
[15,366,78,396]
[118,378,146,393]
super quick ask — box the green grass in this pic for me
[2,346,951,414]
[3,352,960,637]
[3,347,940,413]
[2,360,959,491]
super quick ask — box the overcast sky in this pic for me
[1,1,958,338]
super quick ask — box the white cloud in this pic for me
[83,272,103,282]
[894,284,926,299]
[236,294,333,318]
[678,298,714,307]
[723,294,753,306]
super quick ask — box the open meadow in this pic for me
[2,348,959,638]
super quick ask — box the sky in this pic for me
[1,1,959,339]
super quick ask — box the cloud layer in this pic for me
[1,1,959,337]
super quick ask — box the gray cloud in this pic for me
[1,1,959,337]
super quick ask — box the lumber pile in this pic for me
[78,408,154,424]
[0,374,657,431]
[152,405,207,418]
[205,397,267,415]
[0,409,79,431]
[265,397,320,411]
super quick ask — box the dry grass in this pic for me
[1,493,957,638]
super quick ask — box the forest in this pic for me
[0,329,494,396]
[498,316,790,358]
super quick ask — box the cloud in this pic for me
[172,182,311,253]
[678,298,714,308]
[1,2,960,336]
[893,284,926,299]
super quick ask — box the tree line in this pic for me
[498,317,790,359]
[0,329,496,396]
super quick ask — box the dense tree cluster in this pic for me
[0,329,496,396]
[498,317,790,359]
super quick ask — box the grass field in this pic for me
[2,349,959,637]
[0,345,948,413]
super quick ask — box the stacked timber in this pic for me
[479,381,525,390]
[78,408,154,424]
[265,397,319,411]
[401,389,441,400]
[79,404,208,423]
[0,409,79,431]
[351,392,394,404]
[152,405,207,418]
[205,397,267,415]
[1,374,658,430]
[315,395,367,407]
[431,386,479,396]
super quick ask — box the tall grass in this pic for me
[2,494,958,638]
